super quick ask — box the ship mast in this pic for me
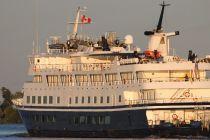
[144,1,179,57]
[156,1,170,32]
[69,6,88,39]
[72,7,81,38]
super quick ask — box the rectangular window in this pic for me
[87,116,91,124]
[41,115,45,122]
[74,117,79,125]
[43,96,47,104]
[79,116,86,124]
[88,96,91,103]
[100,96,103,103]
[99,116,105,125]
[34,114,39,122]
[61,75,73,86]
[75,74,88,86]
[75,97,78,104]
[90,74,103,84]
[81,96,84,104]
[32,96,36,104]
[49,96,53,104]
[38,96,41,104]
[94,96,97,103]
[57,97,60,104]
[105,73,117,84]
[33,75,42,83]
[120,72,134,84]
[107,96,110,103]
[92,116,99,125]
[46,75,59,86]
[27,96,30,104]
[105,116,111,124]
[69,98,71,104]
[119,95,122,102]
[46,115,55,123]
[136,71,143,80]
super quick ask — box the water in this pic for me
[0,124,208,139]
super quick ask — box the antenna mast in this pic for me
[72,7,81,38]
[69,6,89,39]
[156,1,170,32]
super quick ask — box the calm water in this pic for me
[0,124,208,140]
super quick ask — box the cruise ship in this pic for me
[15,2,210,137]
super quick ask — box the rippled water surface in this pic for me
[0,124,208,140]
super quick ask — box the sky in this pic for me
[0,0,210,92]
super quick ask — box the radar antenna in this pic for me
[156,1,170,32]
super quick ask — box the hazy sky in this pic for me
[0,0,210,92]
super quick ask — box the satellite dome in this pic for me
[124,35,133,45]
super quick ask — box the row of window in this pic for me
[27,96,60,104]
[31,114,56,123]
[34,73,126,85]
[26,95,122,105]
[72,115,111,125]
[70,95,121,104]
[33,71,193,84]
[29,114,111,125]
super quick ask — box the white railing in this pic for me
[26,78,210,87]
[31,63,113,72]
[137,78,210,83]
[125,97,210,106]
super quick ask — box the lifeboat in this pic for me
[144,50,161,59]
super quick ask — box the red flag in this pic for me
[81,15,91,23]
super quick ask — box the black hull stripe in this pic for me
[21,102,210,110]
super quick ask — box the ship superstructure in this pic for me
[16,2,210,137]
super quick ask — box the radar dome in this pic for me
[124,35,133,45]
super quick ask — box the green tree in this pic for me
[12,91,23,99]
[1,87,12,111]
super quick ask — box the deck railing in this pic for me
[31,63,113,72]
[26,78,210,87]
[125,97,210,106]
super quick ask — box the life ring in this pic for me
[172,114,178,120]
[184,91,190,97]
